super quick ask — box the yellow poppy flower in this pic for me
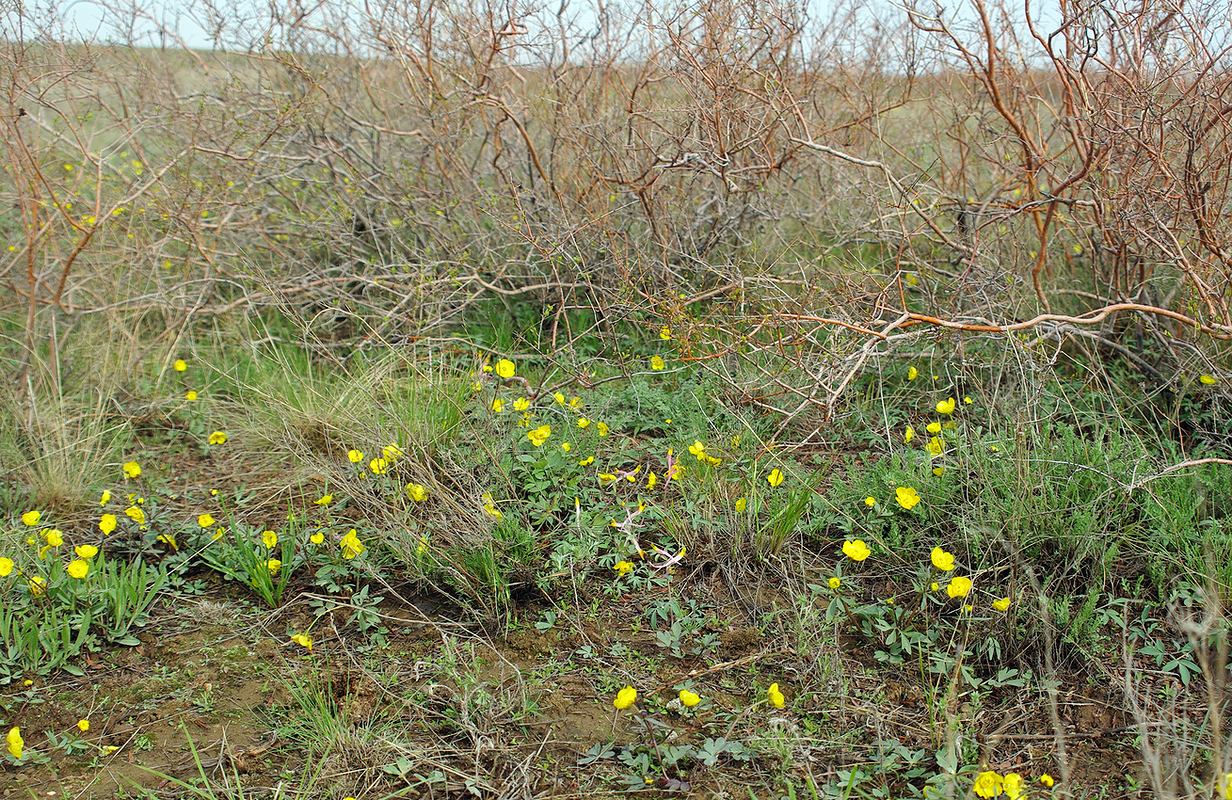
[266,558,281,573]
[495,359,516,379]
[1038,775,1054,788]
[347,449,364,463]
[577,417,591,429]
[767,468,785,487]
[597,421,609,437]
[613,560,634,576]
[895,486,921,510]
[99,490,111,506]
[828,576,841,590]
[527,424,552,447]
[369,457,389,475]
[491,398,505,413]
[863,496,876,507]
[767,682,785,709]
[930,546,955,571]
[734,496,747,512]
[309,531,325,545]
[904,426,915,443]
[1201,374,1218,385]
[646,471,657,489]
[513,397,530,411]
[291,632,313,652]
[650,355,665,370]
[6,726,22,759]
[185,390,198,401]
[314,494,332,506]
[660,326,672,340]
[67,559,90,579]
[842,539,871,562]
[992,596,1012,612]
[406,483,429,502]
[173,359,187,372]
[21,510,41,526]
[613,686,637,710]
[926,421,942,434]
[974,771,1004,799]
[76,719,89,732]
[907,366,919,381]
[935,397,956,415]
[0,558,12,577]
[207,431,227,445]
[29,575,47,595]
[678,689,701,708]
[197,513,216,528]
[340,529,365,559]
[124,505,146,525]
[122,460,142,479]
[75,544,99,559]
[261,530,278,549]
[946,576,973,599]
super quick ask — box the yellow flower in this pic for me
[554,391,566,405]
[99,490,111,506]
[76,719,89,732]
[340,529,365,559]
[864,496,876,507]
[266,558,282,574]
[767,468,785,487]
[935,397,956,415]
[1004,773,1025,800]
[44,529,64,547]
[926,421,942,434]
[646,471,657,489]
[198,513,216,528]
[124,505,146,525]
[597,421,609,437]
[650,355,665,370]
[895,486,921,510]
[21,510,41,527]
[925,436,944,457]
[974,771,1005,799]
[75,544,99,559]
[963,395,973,405]
[946,576,973,599]
[347,449,364,463]
[173,358,187,372]
[562,442,572,452]
[513,397,530,411]
[907,366,919,381]
[369,457,389,475]
[185,390,198,401]
[495,358,516,379]
[930,581,940,591]
[291,632,313,652]
[613,560,634,576]
[122,460,142,479]
[660,326,672,340]
[767,682,785,709]
[309,531,325,545]
[157,532,177,550]
[6,726,22,760]
[932,466,945,477]
[578,455,595,467]
[29,575,47,595]
[207,431,228,445]
[842,539,871,562]
[828,576,841,590]
[688,441,706,459]
[577,417,591,429]
[417,535,429,556]
[407,483,429,502]
[1038,774,1054,789]
[527,424,552,447]
[735,497,747,512]
[491,397,505,413]
[0,558,12,577]
[314,494,333,506]
[992,596,1012,612]
[678,689,701,708]
[904,426,915,443]
[930,546,955,571]
[569,396,583,410]
[1201,373,1218,385]
[261,530,279,549]
[613,686,637,710]
[67,559,90,579]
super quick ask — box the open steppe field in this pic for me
[5,1,1232,798]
